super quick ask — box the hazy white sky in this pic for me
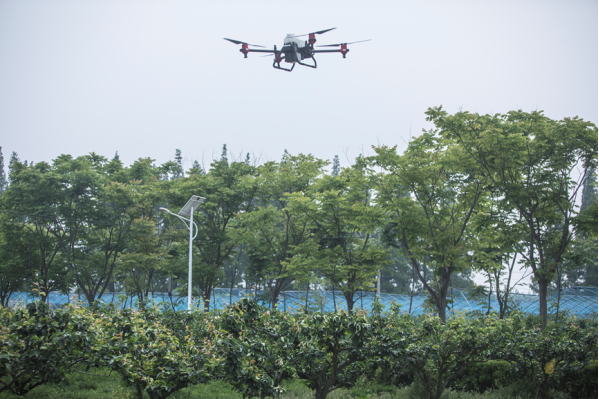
[1,0,597,169]
[0,0,596,291]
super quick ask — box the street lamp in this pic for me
[159,195,205,311]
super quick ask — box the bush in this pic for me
[494,314,598,399]
[93,304,221,399]
[555,359,598,399]
[0,301,95,396]
[449,360,512,393]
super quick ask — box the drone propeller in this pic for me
[317,39,371,47]
[223,38,266,48]
[293,27,337,38]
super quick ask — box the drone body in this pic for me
[224,28,370,72]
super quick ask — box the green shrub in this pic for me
[494,314,598,399]
[93,304,222,399]
[554,358,598,399]
[449,360,512,393]
[0,301,95,396]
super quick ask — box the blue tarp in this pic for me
[6,287,597,318]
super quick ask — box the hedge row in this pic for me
[0,299,596,399]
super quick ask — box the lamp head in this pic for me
[178,195,206,217]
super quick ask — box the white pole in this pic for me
[377,272,381,296]
[188,205,194,311]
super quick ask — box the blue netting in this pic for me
[5,287,597,318]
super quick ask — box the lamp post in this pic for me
[160,195,205,311]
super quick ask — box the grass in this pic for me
[0,371,572,399]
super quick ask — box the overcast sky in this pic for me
[1,0,596,169]
[1,1,597,290]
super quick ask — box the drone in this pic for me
[224,28,370,72]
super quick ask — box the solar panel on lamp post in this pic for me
[159,195,205,311]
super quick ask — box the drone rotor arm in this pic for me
[312,49,342,53]
[246,49,276,53]
[314,39,370,58]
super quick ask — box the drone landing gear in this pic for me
[273,61,295,72]
[272,56,317,71]
[298,56,317,69]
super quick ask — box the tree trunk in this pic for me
[343,291,355,313]
[270,276,289,308]
[314,387,329,399]
[437,268,453,322]
[305,282,310,314]
[202,286,212,312]
[537,277,548,329]
[409,263,415,314]
[135,383,144,399]
[555,263,562,324]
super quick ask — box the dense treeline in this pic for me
[0,108,597,328]
[0,299,597,399]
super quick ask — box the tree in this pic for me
[429,107,598,328]
[332,155,340,176]
[233,154,327,307]
[378,248,413,295]
[0,301,96,396]
[470,191,530,319]
[287,165,388,312]
[173,158,259,311]
[219,298,299,397]
[7,152,19,184]
[221,144,228,164]
[0,147,7,194]
[222,244,247,304]
[395,314,509,399]
[368,131,488,322]
[172,149,184,180]
[116,217,171,307]
[493,314,598,399]
[293,308,381,399]
[95,304,221,399]
[1,160,70,301]
[190,160,204,175]
[0,219,31,306]
[568,169,598,287]
[580,171,597,212]
[1,155,164,305]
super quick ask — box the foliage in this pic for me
[219,298,298,397]
[393,314,506,399]
[92,303,221,399]
[0,220,31,306]
[286,166,388,312]
[232,154,327,307]
[173,158,259,311]
[0,299,597,399]
[429,106,598,328]
[1,111,596,313]
[220,298,393,399]
[292,309,377,399]
[493,313,598,399]
[448,360,513,393]
[0,301,95,395]
[117,217,172,307]
[367,130,488,321]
